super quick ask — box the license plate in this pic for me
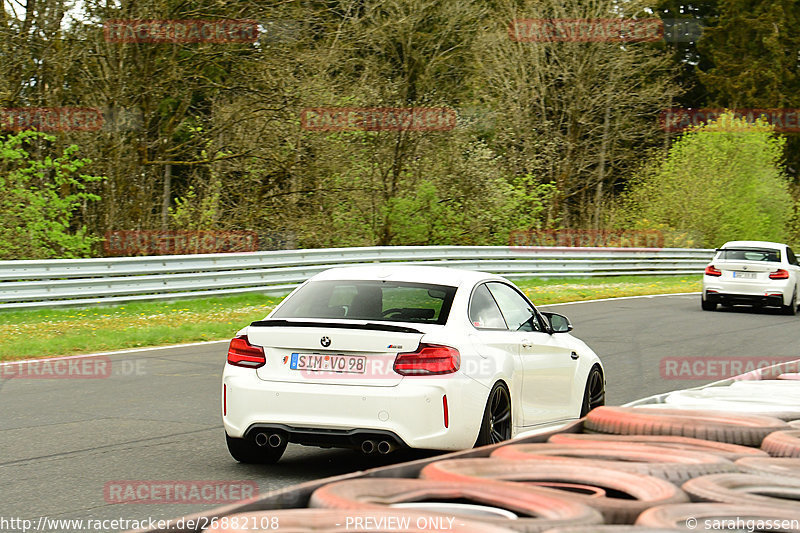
[290,353,367,373]
[733,271,757,279]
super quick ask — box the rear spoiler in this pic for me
[716,247,779,252]
[249,319,423,334]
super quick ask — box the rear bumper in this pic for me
[704,290,784,307]
[222,365,487,450]
[244,423,406,449]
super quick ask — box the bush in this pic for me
[622,112,792,248]
[0,131,105,259]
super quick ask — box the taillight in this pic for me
[704,265,722,277]
[393,344,460,376]
[770,269,790,279]
[227,335,266,368]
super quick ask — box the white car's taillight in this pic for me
[705,265,722,277]
[393,344,460,376]
[769,269,790,279]
[227,335,266,368]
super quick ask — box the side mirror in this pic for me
[542,312,573,333]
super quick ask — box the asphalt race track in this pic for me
[2,293,800,532]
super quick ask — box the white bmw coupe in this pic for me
[702,240,800,314]
[222,265,605,463]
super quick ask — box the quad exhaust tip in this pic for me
[377,440,397,455]
[361,439,377,454]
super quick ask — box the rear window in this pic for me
[271,280,457,325]
[718,248,781,262]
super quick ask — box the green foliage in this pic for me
[622,113,792,248]
[169,180,222,231]
[0,132,105,259]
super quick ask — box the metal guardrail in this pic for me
[0,246,715,310]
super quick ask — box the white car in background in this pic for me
[222,266,605,463]
[702,240,800,314]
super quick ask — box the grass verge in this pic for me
[0,275,700,361]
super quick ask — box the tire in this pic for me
[203,509,520,533]
[580,366,605,418]
[490,442,736,483]
[309,478,603,532]
[701,297,717,311]
[584,406,789,446]
[761,430,800,457]
[475,382,512,447]
[225,432,286,464]
[548,434,768,461]
[782,288,798,315]
[735,457,800,478]
[545,524,688,533]
[636,503,800,530]
[682,472,800,510]
[419,457,688,524]
[647,381,800,421]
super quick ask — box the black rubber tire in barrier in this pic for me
[419,458,688,524]
[203,509,520,532]
[682,473,800,509]
[548,433,768,461]
[635,503,800,531]
[762,430,800,457]
[309,478,604,532]
[544,524,688,533]
[734,457,800,478]
[490,442,736,483]
[584,406,789,446]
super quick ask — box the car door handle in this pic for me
[570,351,579,360]
[521,339,533,348]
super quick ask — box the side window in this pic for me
[487,282,541,332]
[788,247,798,266]
[468,284,507,329]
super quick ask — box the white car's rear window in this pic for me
[271,280,457,325]
[718,248,781,262]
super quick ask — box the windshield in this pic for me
[717,248,781,262]
[271,280,457,325]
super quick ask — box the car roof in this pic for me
[720,240,787,249]
[309,265,506,287]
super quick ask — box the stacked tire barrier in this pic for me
[134,360,800,533]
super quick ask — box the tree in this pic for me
[623,112,792,247]
[476,0,682,228]
[0,131,105,259]
[696,0,800,178]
